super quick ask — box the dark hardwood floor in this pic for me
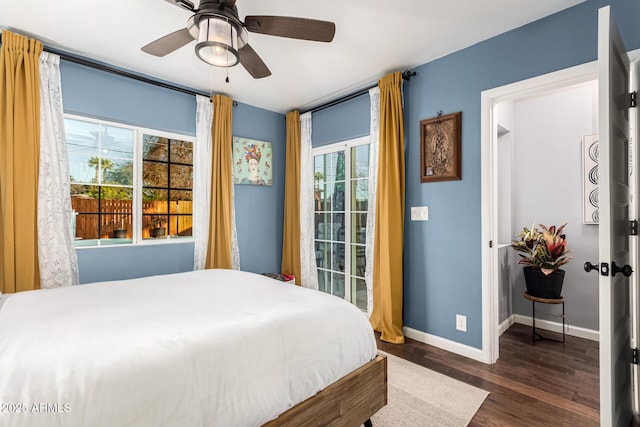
[376,323,599,426]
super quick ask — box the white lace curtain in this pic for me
[230,142,240,270]
[37,52,79,288]
[194,95,213,270]
[193,95,239,270]
[299,112,318,289]
[365,87,380,316]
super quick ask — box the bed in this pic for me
[0,269,386,426]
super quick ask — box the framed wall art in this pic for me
[233,136,273,186]
[582,133,599,224]
[420,111,462,183]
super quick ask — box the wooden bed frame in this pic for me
[263,354,387,427]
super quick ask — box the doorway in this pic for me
[481,51,640,364]
[496,79,600,335]
[480,61,599,364]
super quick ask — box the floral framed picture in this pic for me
[233,137,273,186]
[420,112,462,183]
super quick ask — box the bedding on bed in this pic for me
[0,269,377,427]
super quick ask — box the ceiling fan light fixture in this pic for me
[195,17,237,67]
[145,1,336,79]
[194,16,244,67]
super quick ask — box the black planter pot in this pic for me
[111,229,127,239]
[523,267,565,299]
[149,227,166,238]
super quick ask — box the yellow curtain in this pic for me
[281,111,301,284]
[370,72,405,343]
[0,31,43,293]
[205,94,233,269]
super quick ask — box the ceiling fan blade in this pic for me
[244,16,335,42]
[163,0,195,12]
[239,44,271,79]
[141,28,194,57]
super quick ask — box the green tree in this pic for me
[105,160,133,185]
[86,186,131,201]
[87,156,114,183]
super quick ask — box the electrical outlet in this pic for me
[456,314,467,332]
[411,206,429,221]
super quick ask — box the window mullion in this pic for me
[133,129,141,244]
[167,139,172,239]
[344,145,352,304]
[97,124,102,245]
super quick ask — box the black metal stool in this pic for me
[524,293,565,343]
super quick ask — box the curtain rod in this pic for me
[301,70,416,115]
[0,32,237,104]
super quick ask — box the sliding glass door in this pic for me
[313,137,369,311]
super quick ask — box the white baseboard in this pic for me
[403,317,598,365]
[403,326,485,363]
[498,316,515,336]
[512,314,599,342]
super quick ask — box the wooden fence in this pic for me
[71,198,192,240]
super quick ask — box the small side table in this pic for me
[523,293,565,343]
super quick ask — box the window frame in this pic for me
[312,135,370,310]
[65,113,195,249]
[137,127,195,245]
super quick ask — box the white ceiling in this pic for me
[1,0,585,114]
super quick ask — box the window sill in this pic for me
[75,238,194,250]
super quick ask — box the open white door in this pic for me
[597,6,636,426]
[631,55,640,416]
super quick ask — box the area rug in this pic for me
[370,351,489,426]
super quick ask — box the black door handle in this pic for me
[584,261,599,273]
[612,261,633,277]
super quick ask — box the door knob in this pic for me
[584,261,599,273]
[612,261,633,277]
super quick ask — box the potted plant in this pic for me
[149,215,166,238]
[511,222,572,299]
[110,215,127,239]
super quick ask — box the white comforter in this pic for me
[0,269,377,427]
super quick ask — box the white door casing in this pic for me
[598,5,634,426]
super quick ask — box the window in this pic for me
[142,135,193,240]
[65,115,194,247]
[313,137,369,311]
[67,118,134,246]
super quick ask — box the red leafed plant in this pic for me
[511,222,572,275]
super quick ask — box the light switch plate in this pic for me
[411,206,429,221]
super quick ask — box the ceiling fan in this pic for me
[141,0,336,79]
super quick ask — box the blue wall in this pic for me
[232,103,286,273]
[61,61,196,136]
[311,0,640,349]
[60,61,286,283]
[312,93,370,146]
